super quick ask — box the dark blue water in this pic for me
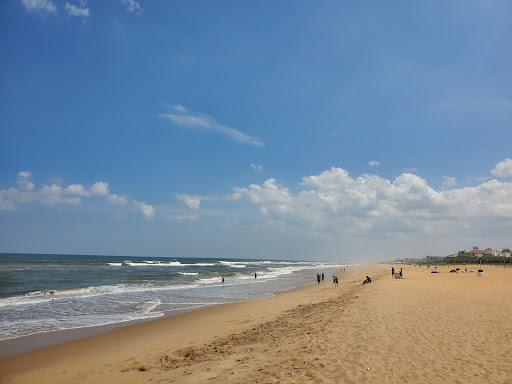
[0,254,345,340]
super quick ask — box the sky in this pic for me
[1,0,512,261]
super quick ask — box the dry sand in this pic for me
[1,264,512,384]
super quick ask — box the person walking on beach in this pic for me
[400,267,403,278]
[321,273,324,282]
[391,267,395,277]
[254,272,257,279]
[316,273,321,285]
[334,276,339,287]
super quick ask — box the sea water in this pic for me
[0,254,345,341]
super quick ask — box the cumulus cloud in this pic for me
[107,193,128,205]
[441,176,457,189]
[368,160,381,167]
[91,181,109,196]
[159,105,265,147]
[0,171,153,219]
[121,0,143,14]
[133,200,155,219]
[65,183,90,196]
[177,193,201,210]
[232,167,512,237]
[250,163,263,172]
[64,1,89,17]
[21,0,56,13]
[491,158,512,178]
[17,171,35,191]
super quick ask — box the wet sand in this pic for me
[1,264,511,384]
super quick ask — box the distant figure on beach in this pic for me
[362,276,372,285]
[391,267,395,277]
[400,268,403,278]
[221,276,225,283]
[321,273,324,282]
[254,272,257,279]
[334,276,339,287]
[316,273,321,285]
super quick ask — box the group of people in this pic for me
[316,270,373,286]
[221,272,258,284]
[316,272,340,287]
[391,267,403,278]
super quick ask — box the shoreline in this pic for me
[0,266,344,359]
[0,264,370,382]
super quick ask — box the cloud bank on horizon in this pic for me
[2,158,511,247]
[0,171,154,219]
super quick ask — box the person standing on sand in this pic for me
[334,276,339,287]
[317,273,321,285]
[321,273,325,282]
[254,272,257,279]
[391,267,395,277]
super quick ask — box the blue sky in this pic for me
[1,0,511,261]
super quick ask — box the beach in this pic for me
[1,264,512,384]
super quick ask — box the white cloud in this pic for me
[168,213,198,222]
[91,181,109,196]
[232,167,512,237]
[491,158,512,178]
[107,193,128,205]
[177,193,201,209]
[65,1,89,17]
[133,200,155,219]
[441,176,457,189]
[65,183,90,196]
[250,163,263,172]
[169,104,187,112]
[0,171,154,219]
[368,160,381,167]
[21,0,56,13]
[121,0,143,15]
[159,105,265,147]
[17,171,35,191]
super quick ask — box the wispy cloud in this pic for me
[159,105,265,147]
[332,128,343,137]
[441,176,457,189]
[368,160,381,167]
[121,0,143,15]
[21,0,56,13]
[250,163,263,172]
[65,1,89,18]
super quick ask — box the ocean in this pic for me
[0,254,345,343]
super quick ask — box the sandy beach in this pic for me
[1,264,512,384]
